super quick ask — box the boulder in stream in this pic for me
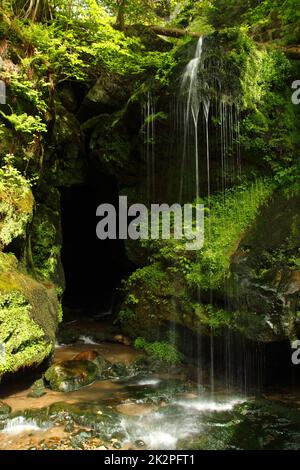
[44,360,98,392]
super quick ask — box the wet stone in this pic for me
[135,440,146,448]
[113,441,122,449]
[0,401,11,418]
[64,421,75,433]
[28,379,47,398]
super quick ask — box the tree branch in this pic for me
[150,26,202,39]
[283,45,300,60]
[148,26,300,60]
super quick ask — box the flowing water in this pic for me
[1,334,300,450]
[180,36,205,202]
[142,91,156,205]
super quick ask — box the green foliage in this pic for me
[203,0,260,30]
[99,0,183,27]
[0,112,47,135]
[187,180,274,290]
[274,162,300,196]
[118,307,136,323]
[10,76,48,114]
[245,0,300,44]
[220,30,300,183]
[0,0,180,181]
[31,216,59,279]
[0,154,34,247]
[133,180,274,291]
[134,337,183,363]
[198,0,300,44]
[194,303,233,331]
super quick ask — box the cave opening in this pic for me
[60,170,133,319]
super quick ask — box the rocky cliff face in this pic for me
[228,191,300,343]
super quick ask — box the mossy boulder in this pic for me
[0,252,59,377]
[92,355,127,380]
[44,360,98,392]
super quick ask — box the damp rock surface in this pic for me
[44,360,99,392]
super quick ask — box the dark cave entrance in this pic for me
[60,171,132,318]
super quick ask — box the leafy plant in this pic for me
[134,336,183,364]
[0,112,47,135]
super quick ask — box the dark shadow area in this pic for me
[176,323,300,391]
[60,170,133,318]
[0,359,51,394]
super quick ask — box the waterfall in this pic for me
[177,37,246,395]
[180,37,206,202]
[142,92,156,205]
[138,38,247,395]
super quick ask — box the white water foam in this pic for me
[146,430,178,450]
[120,411,199,450]
[79,335,98,345]
[1,417,49,435]
[176,398,245,412]
[137,379,161,386]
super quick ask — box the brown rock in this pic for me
[72,350,100,361]
[113,334,131,346]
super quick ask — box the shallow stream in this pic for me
[1,329,300,451]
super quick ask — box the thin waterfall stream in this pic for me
[180,37,204,203]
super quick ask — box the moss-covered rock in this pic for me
[47,402,120,437]
[227,190,300,342]
[0,252,59,377]
[44,360,98,392]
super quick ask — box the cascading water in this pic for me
[177,37,245,395]
[139,38,263,396]
[178,37,242,202]
[180,37,206,203]
[179,37,214,392]
[142,92,156,205]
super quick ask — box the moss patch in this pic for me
[0,291,52,375]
